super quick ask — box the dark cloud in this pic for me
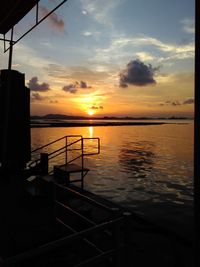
[28,77,50,92]
[50,100,58,103]
[183,98,194,105]
[171,101,181,106]
[40,6,64,31]
[31,92,47,102]
[80,81,87,88]
[159,98,194,107]
[90,105,104,110]
[63,84,77,94]
[119,60,158,87]
[164,100,181,106]
[62,80,91,94]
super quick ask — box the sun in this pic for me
[87,110,94,116]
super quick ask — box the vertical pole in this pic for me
[8,27,14,70]
[3,34,6,52]
[195,0,200,265]
[36,2,39,23]
[65,136,68,165]
[81,138,84,189]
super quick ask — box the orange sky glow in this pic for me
[0,0,194,118]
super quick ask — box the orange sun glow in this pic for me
[87,110,94,116]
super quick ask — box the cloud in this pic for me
[62,80,91,94]
[80,80,89,88]
[160,98,194,106]
[90,105,103,110]
[31,92,47,102]
[181,18,195,34]
[49,100,58,103]
[171,100,181,106]
[63,84,77,94]
[80,0,122,26]
[46,64,110,82]
[165,100,181,106]
[183,98,194,105]
[91,35,194,65]
[28,77,50,91]
[136,52,155,61]
[83,31,92,36]
[119,60,158,87]
[40,6,64,31]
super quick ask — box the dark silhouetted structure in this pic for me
[0,69,30,172]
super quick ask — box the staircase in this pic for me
[27,135,100,189]
[2,136,126,267]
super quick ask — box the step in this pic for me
[54,163,90,174]
[54,164,90,188]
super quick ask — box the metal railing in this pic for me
[3,216,124,266]
[27,135,100,186]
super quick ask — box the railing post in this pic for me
[65,136,68,165]
[81,138,84,190]
[40,153,49,175]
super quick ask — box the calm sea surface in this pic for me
[31,120,194,238]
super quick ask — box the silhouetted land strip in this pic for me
[31,121,168,128]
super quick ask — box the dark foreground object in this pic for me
[0,173,194,267]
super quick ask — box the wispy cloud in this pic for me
[183,98,194,105]
[159,98,194,106]
[80,0,122,26]
[40,6,65,31]
[91,35,194,64]
[136,52,155,61]
[181,18,195,34]
[83,31,93,36]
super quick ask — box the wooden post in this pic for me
[40,153,48,175]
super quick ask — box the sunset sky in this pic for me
[0,0,195,117]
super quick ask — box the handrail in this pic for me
[28,135,100,184]
[3,217,124,265]
[31,135,82,153]
[65,154,82,165]
[28,135,83,167]
[55,183,119,214]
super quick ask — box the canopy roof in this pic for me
[0,0,39,34]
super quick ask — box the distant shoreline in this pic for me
[31,121,171,128]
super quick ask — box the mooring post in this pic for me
[40,153,49,175]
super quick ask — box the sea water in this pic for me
[31,120,194,239]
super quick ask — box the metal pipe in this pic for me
[81,138,84,189]
[4,217,124,264]
[36,2,39,24]
[31,135,82,153]
[4,0,69,52]
[8,27,14,70]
